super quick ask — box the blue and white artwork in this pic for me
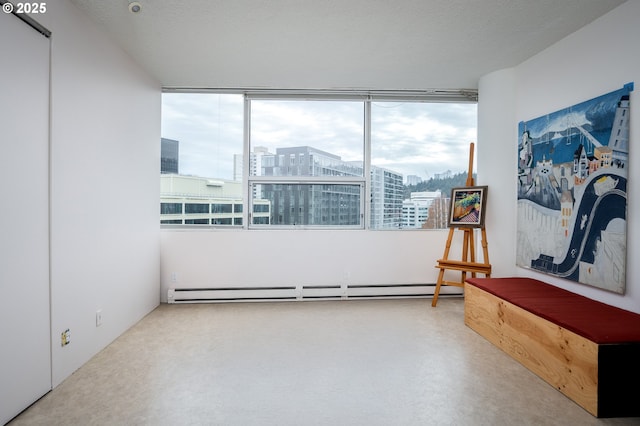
[517,83,633,294]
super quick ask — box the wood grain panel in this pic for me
[464,284,598,416]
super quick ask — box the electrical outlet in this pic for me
[61,329,71,346]
[96,309,103,327]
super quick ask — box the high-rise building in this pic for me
[433,170,452,180]
[402,191,445,228]
[234,146,274,182]
[161,137,179,174]
[233,154,243,181]
[259,146,363,226]
[406,174,423,186]
[370,166,404,229]
[250,146,272,176]
[256,146,403,227]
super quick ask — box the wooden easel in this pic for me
[431,142,491,307]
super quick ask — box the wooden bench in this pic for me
[464,277,640,418]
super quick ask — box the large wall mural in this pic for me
[517,83,633,294]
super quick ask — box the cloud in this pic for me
[251,100,365,162]
[162,94,477,181]
[162,93,243,179]
[371,102,477,177]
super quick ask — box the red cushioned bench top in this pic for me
[465,277,640,344]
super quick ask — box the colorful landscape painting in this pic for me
[449,186,487,228]
[517,83,633,293]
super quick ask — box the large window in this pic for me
[248,98,365,227]
[161,91,477,229]
[371,101,478,229]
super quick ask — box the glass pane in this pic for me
[249,100,364,177]
[160,202,182,215]
[161,219,183,225]
[251,183,362,227]
[371,102,477,229]
[211,203,233,214]
[185,203,209,214]
[161,93,244,226]
[184,219,209,225]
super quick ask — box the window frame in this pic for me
[244,94,370,229]
[162,88,478,231]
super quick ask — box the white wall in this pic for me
[0,12,51,424]
[38,0,161,387]
[477,68,517,278]
[478,1,640,313]
[160,228,476,301]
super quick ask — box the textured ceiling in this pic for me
[69,0,625,90]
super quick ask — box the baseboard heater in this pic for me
[167,283,463,303]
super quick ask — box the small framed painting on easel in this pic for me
[448,186,488,228]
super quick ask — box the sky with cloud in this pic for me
[161,93,477,182]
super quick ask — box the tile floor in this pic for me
[8,298,640,426]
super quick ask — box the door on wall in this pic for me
[0,11,52,425]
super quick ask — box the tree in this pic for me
[404,172,475,199]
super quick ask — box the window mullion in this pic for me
[364,98,371,229]
[249,176,365,184]
[243,95,251,229]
